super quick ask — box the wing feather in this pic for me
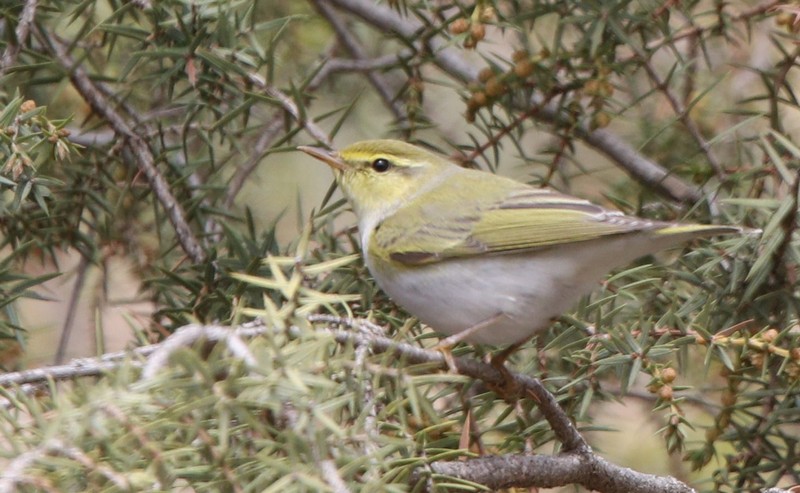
[372,171,661,265]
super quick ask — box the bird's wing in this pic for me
[372,179,661,266]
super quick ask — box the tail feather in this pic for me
[657,224,742,236]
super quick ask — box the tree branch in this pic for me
[323,0,705,203]
[421,453,695,493]
[310,0,407,123]
[38,31,207,264]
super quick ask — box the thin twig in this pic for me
[39,31,207,263]
[320,460,352,493]
[641,59,725,179]
[245,73,332,148]
[643,0,783,53]
[0,0,39,77]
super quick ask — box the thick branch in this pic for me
[422,453,695,493]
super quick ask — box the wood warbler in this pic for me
[299,140,742,347]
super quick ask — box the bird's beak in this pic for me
[297,145,347,171]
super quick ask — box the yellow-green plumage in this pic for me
[300,139,742,345]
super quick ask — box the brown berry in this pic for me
[449,18,470,34]
[514,59,534,78]
[485,78,507,97]
[478,67,495,82]
[479,5,496,22]
[471,91,488,107]
[20,100,36,113]
[591,111,611,129]
[658,385,673,401]
[512,50,529,63]
[661,367,677,383]
[470,23,486,42]
[584,79,601,96]
[600,80,614,97]
[776,12,796,28]
[762,328,779,343]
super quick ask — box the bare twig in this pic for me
[39,31,207,264]
[55,254,91,364]
[309,55,407,87]
[140,323,260,379]
[310,0,407,123]
[224,51,405,210]
[319,460,352,493]
[223,113,286,209]
[324,0,705,203]
[640,59,725,179]
[245,73,332,148]
[0,0,39,77]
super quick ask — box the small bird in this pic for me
[299,140,742,353]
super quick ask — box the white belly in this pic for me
[367,234,670,345]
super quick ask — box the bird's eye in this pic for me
[371,158,391,172]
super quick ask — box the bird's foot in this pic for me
[432,314,506,373]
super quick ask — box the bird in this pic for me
[299,139,743,359]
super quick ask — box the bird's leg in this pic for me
[487,339,531,400]
[432,313,505,372]
[491,340,526,369]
